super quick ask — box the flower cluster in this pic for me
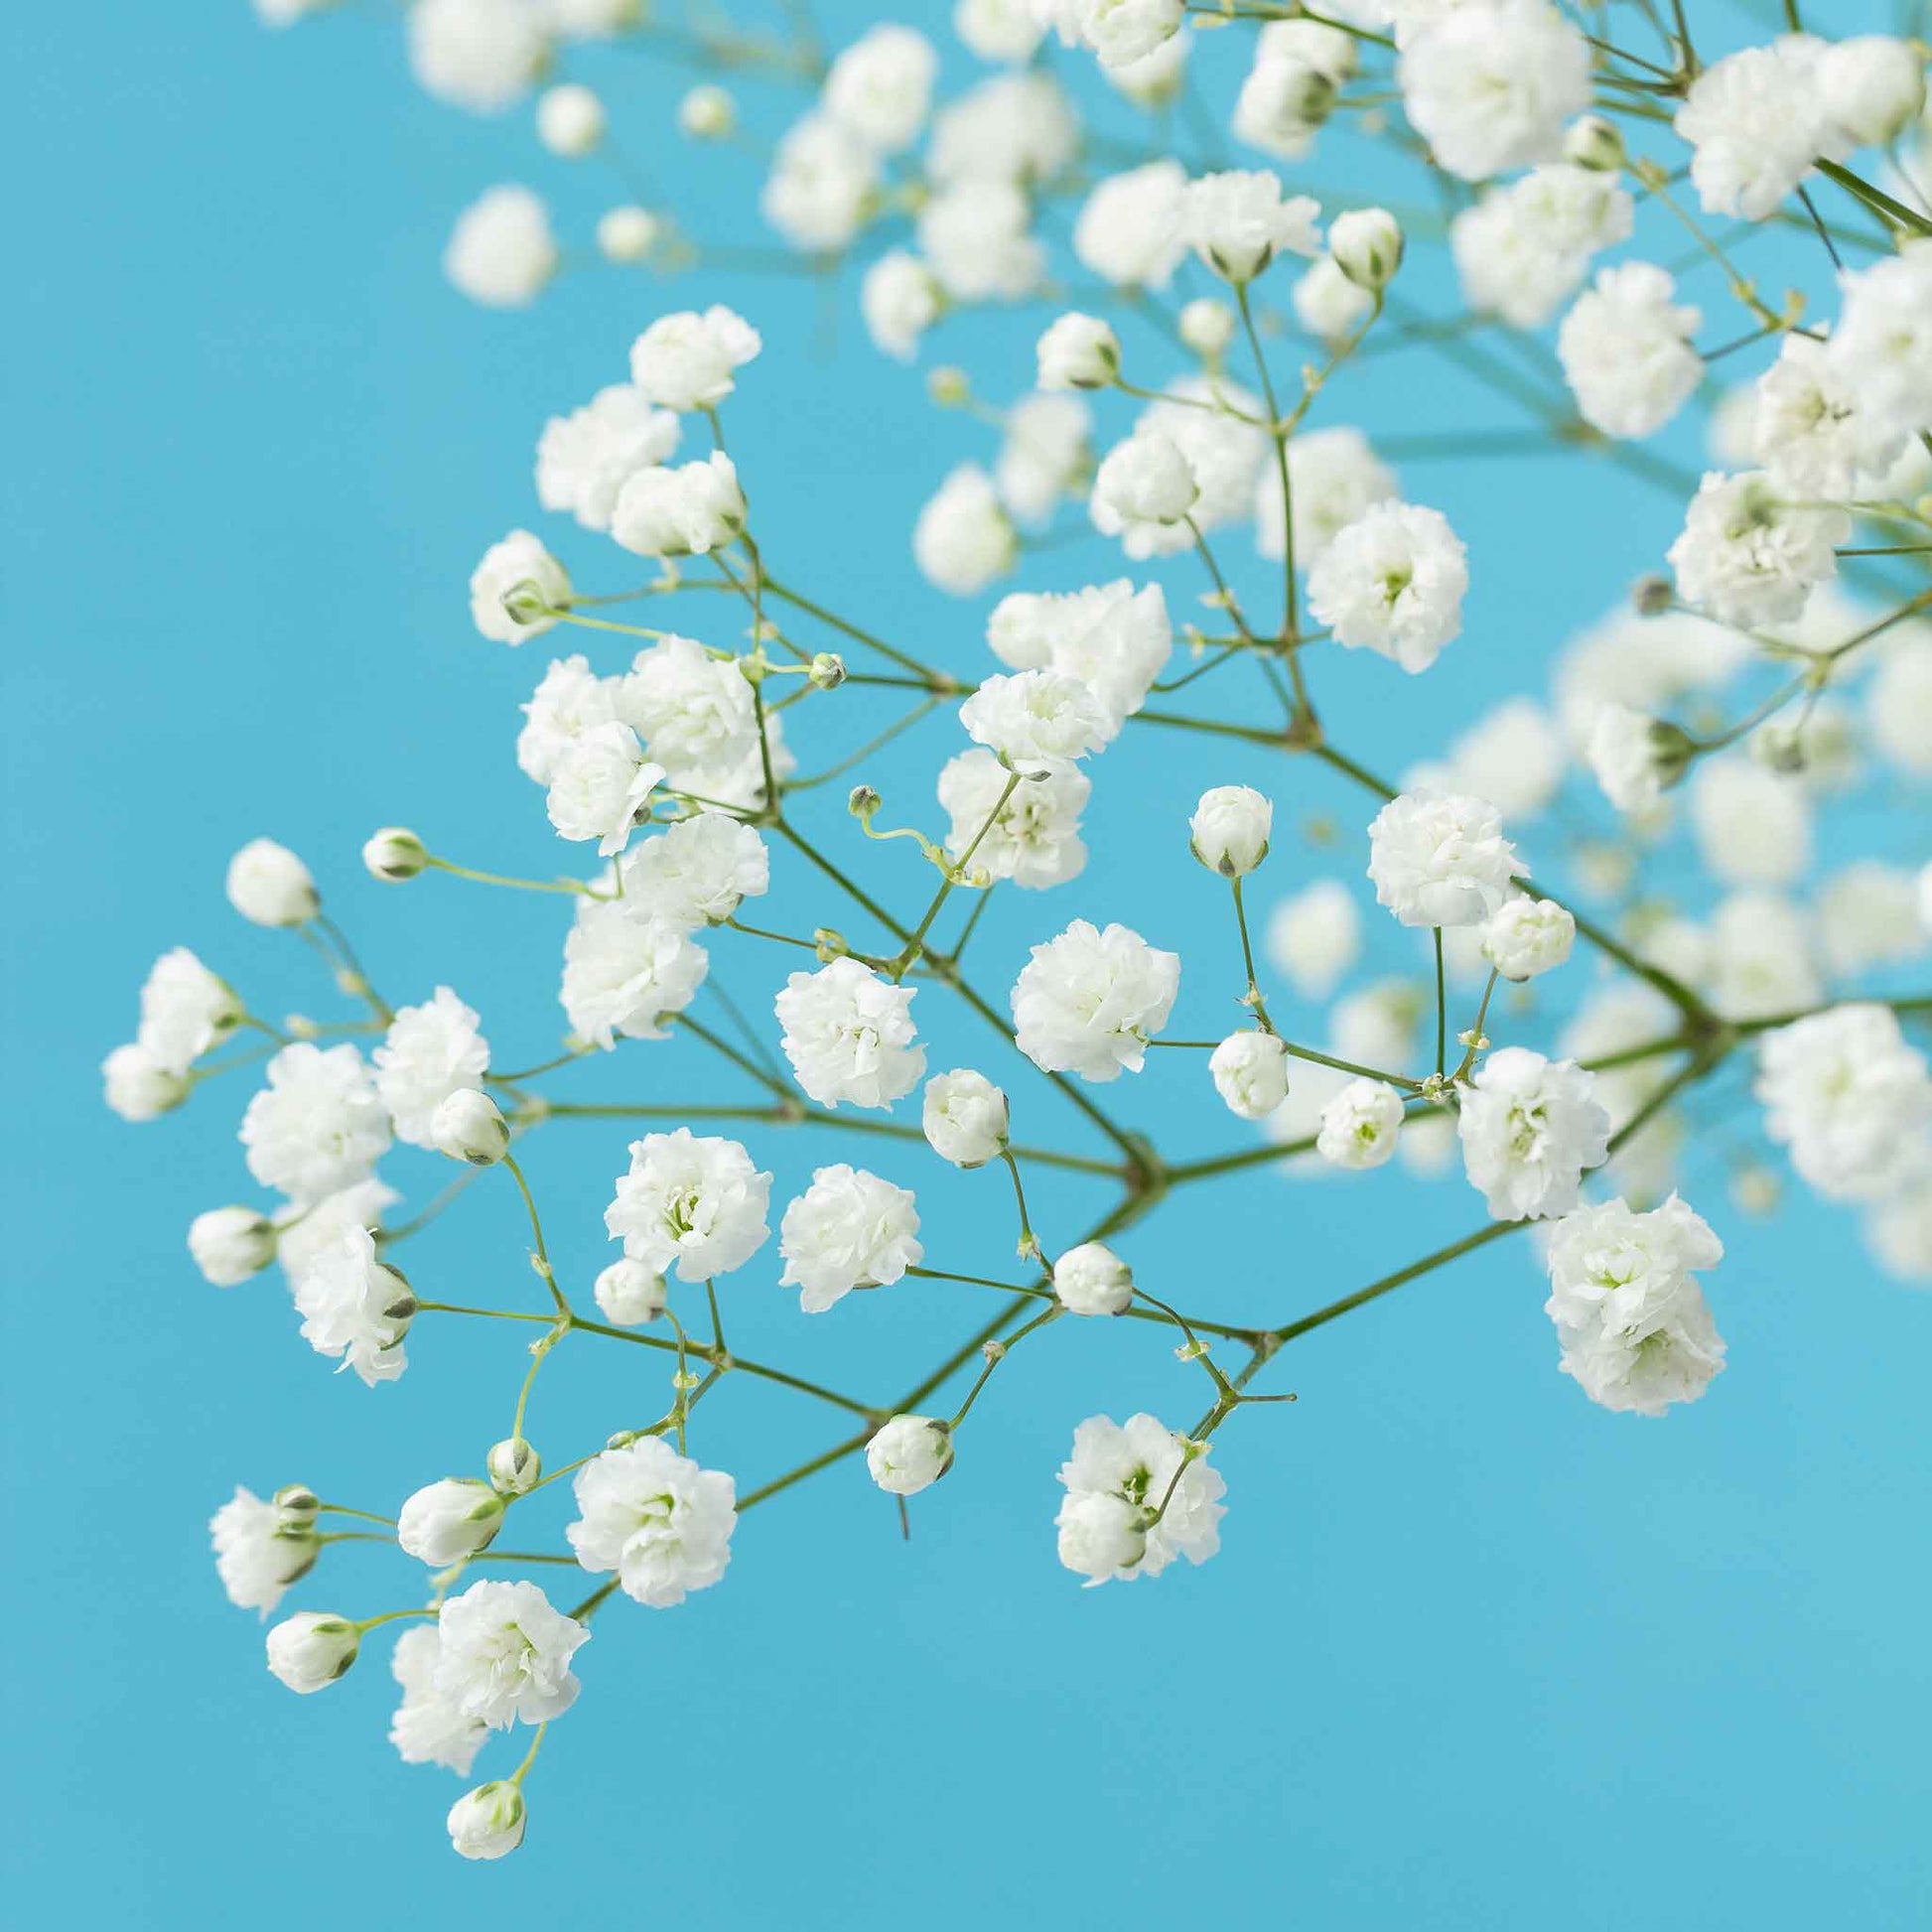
[126,0,1932,1863]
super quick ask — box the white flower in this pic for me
[1689,759,1812,888]
[1055,1413,1225,1585]
[1053,1240,1134,1315]
[1307,500,1467,672]
[398,1478,505,1567]
[1179,298,1235,357]
[1078,0,1182,69]
[1457,1047,1610,1220]
[241,1043,392,1203]
[434,1088,509,1167]
[997,394,1091,525]
[985,580,1172,730]
[1292,258,1373,343]
[960,668,1113,766]
[761,114,878,252]
[1189,784,1272,876]
[1667,472,1848,627]
[536,80,603,155]
[1136,375,1268,531]
[1233,20,1352,160]
[606,1130,771,1280]
[1442,698,1566,820]
[1210,1031,1290,1120]
[629,306,762,411]
[917,179,1044,299]
[1266,880,1361,1000]
[225,840,317,927]
[1708,892,1822,1022]
[1826,243,1932,439]
[1090,428,1198,556]
[266,1611,359,1694]
[866,1416,954,1495]
[1821,37,1927,147]
[1675,36,1840,218]
[1329,207,1403,290]
[545,721,663,856]
[102,1042,188,1122]
[779,1165,923,1312]
[448,1783,526,1862]
[470,528,569,645]
[593,1257,666,1326]
[1545,1194,1726,1417]
[516,656,616,784]
[861,251,942,360]
[1751,333,1876,501]
[1557,264,1702,441]
[616,634,772,805]
[374,987,489,1148]
[1756,1005,1932,1201]
[1036,312,1120,390]
[677,82,736,138]
[1816,862,1927,978]
[568,1438,737,1607]
[536,385,680,533]
[824,24,936,152]
[1011,919,1180,1080]
[189,1206,277,1287]
[292,1224,416,1386]
[1398,0,1589,182]
[561,901,708,1048]
[408,0,548,114]
[138,946,240,1076]
[1449,163,1632,328]
[1255,427,1397,568]
[1482,896,1575,981]
[1366,790,1526,927]
[956,0,1045,64]
[433,1579,588,1725]
[274,1176,398,1286]
[618,813,768,932]
[775,957,925,1110]
[610,453,746,558]
[596,205,658,263]
[1185,170,1321,282]
[444,185,556,307]
[1316,1078,1404,1170]
[388,1626,486,1775]
[1586,701,1691,813]
[1072,162,1189,290]
[210,1487,318,1615]
[937,748,1089,891]
[913,464,1018,595]
[922,1069,1011,1168]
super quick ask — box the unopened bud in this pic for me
[432,1087,510,1167]
[363,827,428,882]
[677,83,736,140]
[1327,207,1403,291]
[926,365,970,407]
[1631,574,1674,618]
[848,784,882,818]
[486,1437,542,1496]
[1564,115,1625,172]
[810,651,847,690]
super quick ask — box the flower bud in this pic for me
[1750,722,1808,775]
[1189,783,1273,876]
[273,1483,321,1526]
[921,1068,1010,1169]
[224,838,318,927]
[102,1042,189,1123]
[925,364,970,407]
[848,784,882,818]
[597,206,660,265]
[188,1205,278,1287]
[1564,115,1625,173]
[486,1436,542,1497]
[1327,207,1402,291]
[363,827,428,882]
[1631,574,1674,617]
[1821,36,1925,147]
[1056,1489,1147,1582]
[265,1611,359,1694]
[536,83,605,159]
[396,1477,507,1567]
[593,1257,667,1326]
[1053,1241,1135,1316]
[1481,895,1576,981]
[1035,312,1121,390]
[432,1087,509,1167]
[448,1782,527,1862]
[677,83,736,139]
[865,1415,954,1496]
[1178,298,1235,358]
[1092,428,1198,527]
[1209,1031,1290,1120]
[809,651,847,690]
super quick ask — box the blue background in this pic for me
[6,2,1929,1925]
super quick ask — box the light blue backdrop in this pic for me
[5,3,1928,1926]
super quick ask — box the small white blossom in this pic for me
[536,81,604,156]
[1675,36,1842,219]
[1826,243,1932,440]
[959,668,1114,766]
[1054,1240,1135,1315]
[629,306,762,411]
[388,1626,486,1775]
[775,957,925,1111]
[1450,163,1633,329]
[1586,702,1691,813]
[917,179,1044,299]
[866,1416,954,1495]
[210,1487,319,1615]
[861,251,942,360]
[448,1783,526,1862]
[241,1043,392,1204]
[1307,500,1467,672]
[779,1164,923,1312]
[408,0,547,114]
[1073,162,1189,289]
[824,24,937,152]
[761,114,878,252]
[1689,759,1812,888]
[985,581,1172,732]
[562,901,708,1049]
[138,947,240,1077]
[398,1478,505,1568]
[922,1069,1011,1168]
[1457,1047,1611,1220]
[1266,880,1361,1000]
[375,987,489,1148]
[1668,472,1849,627]
[1210,1031,1290,1120]
[1036,311,1120,389]
[1366,790,1527,928]
[292,1225,415,1386]
[1055,1413,1225,1585]
[913,464,1018,595]
[433,1579,588,1725]
[1090,428,1198,556]
[225,840,318,927]
[605,1129,772,1280]
[1184,170,1321,282]
[593,1257,667,1326]
[1557,263,1702,441]
[1189,784,1272,876]
[433,1087,508,1167]
[1011,919,1180,1080]
[103,1042,189,1122]
[544,721,664,857]
[444,186,557,308]
[471,528,570,644]
[610,452,746,558]
[569,1438,737,1607]
[190,1206,277,1287]
[536,386,680,534]
[937,747,1089,890]
[266,1611,359,1695]
[1316,1078,1405,1170]
[1481,896,1575,981]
